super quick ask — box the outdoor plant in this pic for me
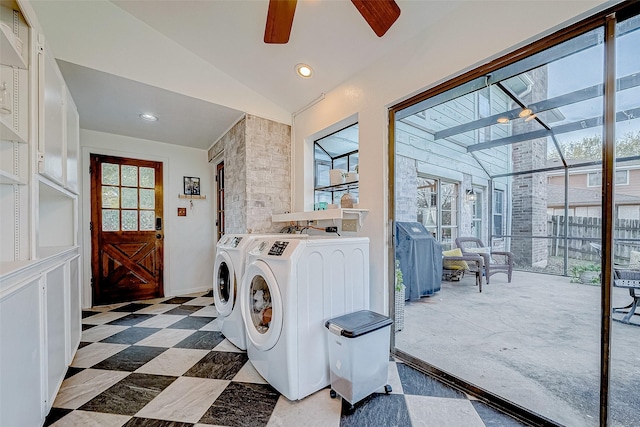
[570,263,601,284]
[395,260,405,292]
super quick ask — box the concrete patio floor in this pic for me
[395,270,639,427]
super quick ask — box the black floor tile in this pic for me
[107,313,155,326]
[111,303,154,313]
[164,305,201,316]
[163,297,196,305]
[81,324,96,331]
[78,341,92,349]
[202,290,213,298]
[174,331,225,350]
[198,382,279,426]
[82,310,100,319]
[101,327,161,345]
[340,393,410,427]
[167,316,215,330]
[184,351,248,380]
[43,407,72,426]
[64,366,85,380]
[471,401,528,427]
[396,363,466,398]
[79,373,176,416]
[92,346,167,371]
[124,418,193,427]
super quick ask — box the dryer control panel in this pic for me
[268,241,289,256]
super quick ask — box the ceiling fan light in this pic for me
[295,63,313,78]
[518,108,533,118]
[140,113,158,122]
[497,117,510,124]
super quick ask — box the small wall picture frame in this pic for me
[183,176,201,196]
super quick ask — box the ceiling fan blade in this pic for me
[264,0,298,44]
[351,0,401,37]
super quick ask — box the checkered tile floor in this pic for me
[44,291,525,426]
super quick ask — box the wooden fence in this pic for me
[547,215,640,263]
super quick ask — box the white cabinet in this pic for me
[39,45,65,185]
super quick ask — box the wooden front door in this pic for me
[90,154,164,305]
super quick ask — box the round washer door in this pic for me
[240,260,283,351]
[213,251,235,317]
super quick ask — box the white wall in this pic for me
[292,1,609,314]
[80,129,214,307]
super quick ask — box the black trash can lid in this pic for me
[325,310,392,338]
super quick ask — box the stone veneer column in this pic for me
[209,114,291,234]
[510,67,548,267]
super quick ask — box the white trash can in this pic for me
[325,310,393,407]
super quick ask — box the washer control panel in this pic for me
[230,236,242,248]
[268,241,289,256]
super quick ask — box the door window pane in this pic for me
[102,186,119,208]
[102,163,119,185]
[121,210,138,231]
[140,211,155,231]
[121,188,138,209]
[139,167,155,188]
[140,189,155,210]
[121,165,138,187]
[102,210,119,231]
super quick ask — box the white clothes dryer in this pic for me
[213,234,306,350]
[239,236,370,401]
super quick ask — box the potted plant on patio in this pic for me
[395,260,405,332]
[571,264,601,285]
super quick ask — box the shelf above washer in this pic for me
[272,208,369,227]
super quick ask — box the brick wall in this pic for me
[209,115,291,234]
[395,156,418,222]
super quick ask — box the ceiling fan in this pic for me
[264,0,401,44]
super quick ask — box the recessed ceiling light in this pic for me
[525,113,537,122]
[497,117,510,124]
[140,113,158,122]
[295,63,313,78]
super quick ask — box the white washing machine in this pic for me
[239,236,370,401]
[213,233,306,350]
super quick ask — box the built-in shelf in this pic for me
[272,208,369,227]
[178,194,206,200]
[0,119,27,144]
[0,23,27,69]
[0,169,26,185]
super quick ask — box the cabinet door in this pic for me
[65,88,79,193]
[39,46,65,185]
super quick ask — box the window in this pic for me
[493,189,504,237]
[417,176,458,250]
[587,170,629,186]
[314,124,359,205]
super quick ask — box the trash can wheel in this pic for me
[384,385,392,394]
[330,389,337,399]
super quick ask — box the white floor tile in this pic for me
[89,303,130,312]
[81,325,129,342]
[199,318,223,331]
[135,328,195,348]
[136,377,229,423]
[70,343,129,368]
[185,296,215,306]
[134,303,180,315]
[82,311,130,325]
[213,338,244,353]
[53,369,130,409]
[405,395,485,427]
[135,348,209,376]
[51,410,131,426]
[135,314,185,328]
[374,361,403,394]
[232,360,268,384]
[191,305,219,317]
[267,389,342,427]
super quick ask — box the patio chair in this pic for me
[442,248,484,292]
[455,237,513,284]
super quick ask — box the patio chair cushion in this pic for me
[442,248,468,270]
[630,251,640,270]
[465,246,496,263]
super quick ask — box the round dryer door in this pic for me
[213,251,235,317]
[240,261,283,351]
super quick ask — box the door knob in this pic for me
[156,234,162,239]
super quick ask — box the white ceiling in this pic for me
[30,0,461,149]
